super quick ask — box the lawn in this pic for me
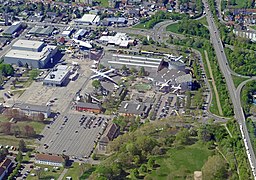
[27,165,64,180]
[196,16,208,26]
[16,120,47,134]
[133,22,149,29]
[134,83,152,91]
[232,75,249,88]
[64,162,82,180]
[251,26,256,30]
[166,23,179,33]
[0,135,35,147]
[147,142,212,179]
[98,0,109,7]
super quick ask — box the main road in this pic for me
[203,0,256,177]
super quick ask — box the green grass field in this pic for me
[252,26,256,30]
[147,142,212,179]
[16,121,46,134]
[166,23,179,33]
[64,162,82,180]
[232,75,249,88]
[134,83,152,91]
[27,165,64,180]
[196,16,208,26]
[133,22,149,29]
[99,0,109,7]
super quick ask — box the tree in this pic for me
[139,164,147,174]
[16,151,23,163]
[202,155,227,180]
[29,69,39,80]
[175,128,190,145]
[0,122,11,135]
[138,67,146,77]
[11,125,20,137]
[147,158,155,169]
[36,113,45,121]
[19,139,26,152]
[92,79,101,89]
[130,168,139,179]
[23,125,36,137]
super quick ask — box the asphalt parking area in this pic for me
[37,113,109,158]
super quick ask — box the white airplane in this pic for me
[173,56,183,62]
[159,79,172,90]
[164,54,176,58]
[171,84,181,93]
[90,69,115,81]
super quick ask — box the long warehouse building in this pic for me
[108,54,164,71]
[4,40,57,69]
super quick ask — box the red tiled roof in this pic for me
[35,154,64,163]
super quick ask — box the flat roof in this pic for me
[76,102,102,110]
[119,101,151,115]
[44,65,70,83]
[76,14,100,23]
[13,40,44,50]
[13,103,50,113]
[5,45,56,61]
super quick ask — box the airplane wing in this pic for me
[90,69,99,73]
[90,74,100,79]
[103,69,115,75]
[102,74,115,82]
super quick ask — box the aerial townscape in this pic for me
[0,0,255,179]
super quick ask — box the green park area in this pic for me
[134,83,152,91]
[147,142,212,179]
[27,165,64,180]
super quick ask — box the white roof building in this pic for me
[43,65,71,86]
[98,33,134,48]
[72,39,92,49]
[74,14,100,25]
[4,40,57,69]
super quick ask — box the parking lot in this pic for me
[37,113,109,158]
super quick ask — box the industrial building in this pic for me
[2,22,23,37]
[108,54,164,71]
[13,103,51,118]
[28,26,54,36]
[4,40,57,68]
[98,33,135,48]
[43,65,71,86]
[105,17,127,24]
[74,14,100,25]
[118,101,151,118]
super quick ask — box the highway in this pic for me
[203,0,256,177]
